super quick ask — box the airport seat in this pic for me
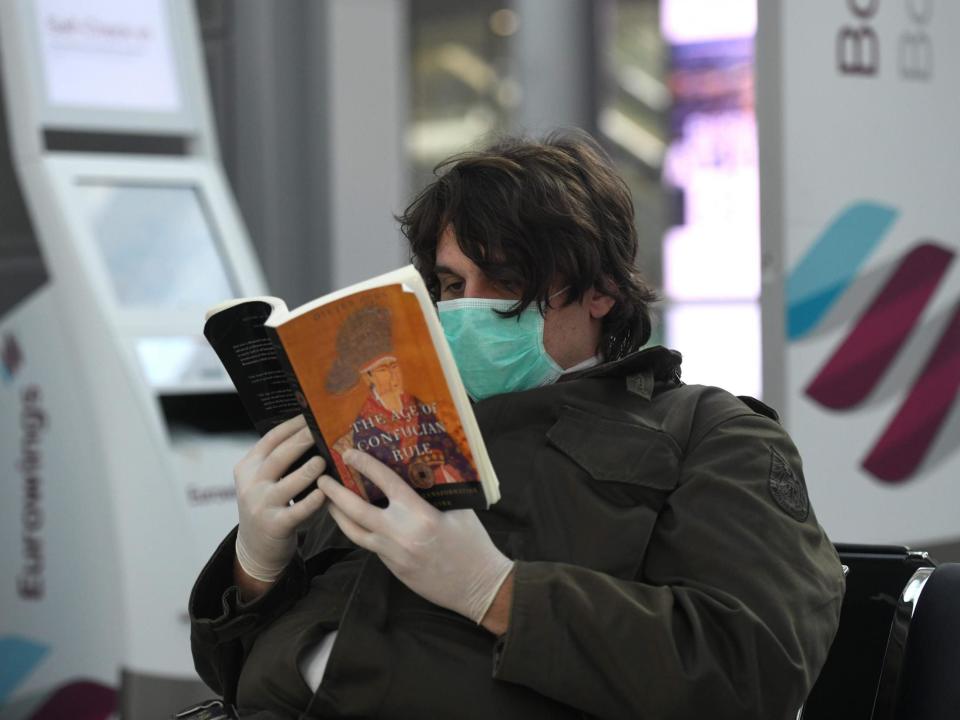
[799,544,935,720]
[871,562,960,720]
[178,544,957,720]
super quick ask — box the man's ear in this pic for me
[587,284,616,320]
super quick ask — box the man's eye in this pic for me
[442,280,464,295]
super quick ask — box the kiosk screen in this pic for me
[77,183,236,309]
[36,0,181,112]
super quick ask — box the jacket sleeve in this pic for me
[491,409,845,720]
[188,526,314,704]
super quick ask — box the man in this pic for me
[189,132,844,719]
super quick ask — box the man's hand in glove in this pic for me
[234,415,328,590]
[319,449,515,634]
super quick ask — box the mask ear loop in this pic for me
[542,286,571,311]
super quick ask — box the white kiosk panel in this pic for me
[0,0,265,713]
[2,0,209,151]
[41,155,264,393]
[36,0,181,114]
[77,183,235,309]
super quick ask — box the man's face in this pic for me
[367,359,403,396]
[434,226,614,368]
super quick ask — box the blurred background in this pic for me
[195,0,762,396]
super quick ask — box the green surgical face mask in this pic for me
[437,297,563,401]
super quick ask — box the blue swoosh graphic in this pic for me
[0,636,49,703]
[787,202,899,340]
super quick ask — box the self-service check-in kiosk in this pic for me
[1,1,268,715]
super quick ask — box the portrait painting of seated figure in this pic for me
[325,304,476,505]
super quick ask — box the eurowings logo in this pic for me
[0,636,116,718]
[787,202,960,484]
[2,333,23,384]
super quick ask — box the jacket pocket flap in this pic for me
[547,405,679,488]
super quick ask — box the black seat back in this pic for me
[800,544,935,720]
[877,562,960,720]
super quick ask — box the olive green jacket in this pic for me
[190,347,844,719]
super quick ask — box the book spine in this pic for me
[262,324,341,485]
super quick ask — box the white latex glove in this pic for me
[319,449,514,624]
[234,415,328,582]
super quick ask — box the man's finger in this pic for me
[275,455,326,504]
[342,449,418,503]
[261,426,315,480]
[318,476,384,531]
[248,415,306,462]
[285,487,326,526]
[328,504,378,552]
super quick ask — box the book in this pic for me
[203,265,499,510]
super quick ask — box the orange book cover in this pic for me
[273,283,486,510]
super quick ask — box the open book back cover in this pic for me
[203,299,301,435]
[203,297,327,502]
[274,283,485,510]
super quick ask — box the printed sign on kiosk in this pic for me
[36,0,182,113]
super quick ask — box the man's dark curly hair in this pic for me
[397,131,658,360]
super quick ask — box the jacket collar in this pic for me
[560,345,683,384]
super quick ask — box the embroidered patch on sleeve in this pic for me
[768,447,810,522]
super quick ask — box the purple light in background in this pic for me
[659,0,762,395]
[663,112,760,301]
[660,0,758,302]
[660,0,756,45]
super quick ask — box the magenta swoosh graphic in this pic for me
[863,300,960,483]
[29,681,116,720]
[806,243,955,409]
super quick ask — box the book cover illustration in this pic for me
[276,283,483,509]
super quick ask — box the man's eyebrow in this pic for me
[433,264,461,276]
